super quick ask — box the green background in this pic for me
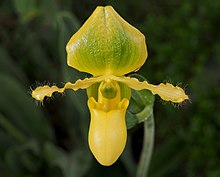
[0,0,219,177]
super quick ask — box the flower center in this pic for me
[100,79,117,99]
[98,79,121,112]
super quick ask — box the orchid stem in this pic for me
[136,113,154,177]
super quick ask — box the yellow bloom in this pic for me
[32,6,188,166]
[88,80,129,166]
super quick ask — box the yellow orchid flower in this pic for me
[31,6,188,166]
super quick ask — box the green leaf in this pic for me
[0,47,27,82]
[0,130,18,157]
[0,73,53,141]
[12,0,39,22]
[56,9,89,142]
[126,74,154,129]
[5,140,41,172]
[149,137,187,177]
[0,113,26,143]
[44,143,92,177]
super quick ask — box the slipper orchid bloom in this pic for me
[32,6,188,166]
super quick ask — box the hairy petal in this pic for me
[110,76,189,103]
[31,76,107,101]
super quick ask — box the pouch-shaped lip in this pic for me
[88,97,129,166]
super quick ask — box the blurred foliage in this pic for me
[0,0,220,177]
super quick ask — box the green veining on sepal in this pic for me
[66,6,147,76]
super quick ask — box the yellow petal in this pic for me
[108,75,189,103]
[66,6,147,76]
[88,97,129,166]
[31,76,107,101]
